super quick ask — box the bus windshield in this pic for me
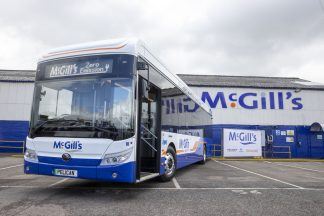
[30,77,134,140]
[30,54,135,140]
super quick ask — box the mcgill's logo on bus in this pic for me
[53,141,83,150]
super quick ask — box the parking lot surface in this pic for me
[0,155,323,216]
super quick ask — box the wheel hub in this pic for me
[164,153,175,175]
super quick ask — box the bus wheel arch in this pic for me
[168,142,176,153]
[199,143,207,165]
[159,144,176,182]
[167,142,177,169]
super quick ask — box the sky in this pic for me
[0,0,324,82]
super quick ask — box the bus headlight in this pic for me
[24,149,38,162]
[100,148,133,165]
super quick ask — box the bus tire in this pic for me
[159,146,176,182]
[198,145,207,165]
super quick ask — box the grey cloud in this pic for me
[0,0,324,82]
[176,1,324,76]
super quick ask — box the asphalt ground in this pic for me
[0,156,323,216]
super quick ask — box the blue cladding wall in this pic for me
[1,120,323,159]
[0,120,29,153]
[206,124,324,159]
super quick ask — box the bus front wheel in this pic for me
[159,146,176,182]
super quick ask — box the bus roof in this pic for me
[39,38,212,115]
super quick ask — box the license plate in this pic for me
[54,169,78,177]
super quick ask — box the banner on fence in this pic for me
[223,128,262,157]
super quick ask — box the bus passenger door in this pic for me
[136,77,161,181]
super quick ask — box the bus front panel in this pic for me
[25,54,138,183]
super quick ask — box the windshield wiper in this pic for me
[71,124,119,135]
[93,126,119,134]
[32,118,81,134]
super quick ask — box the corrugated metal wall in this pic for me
[189,87,324,158]
[0,81,323,158]
[0,82,33,153]
[0,82,33,120]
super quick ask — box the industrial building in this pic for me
[0,70,324,158]
[0,70,34,153]
[179,74,324,159]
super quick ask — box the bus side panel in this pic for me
[160,131,204,174]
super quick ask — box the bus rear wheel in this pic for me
[159,146,176,182]
[198,145,207,164]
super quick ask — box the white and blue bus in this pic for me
[24,38,212,183]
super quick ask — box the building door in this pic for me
[310,133,324,159]
[295,127,310,158]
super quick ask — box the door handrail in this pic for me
[140,137,158,152]
[141,124,158,139]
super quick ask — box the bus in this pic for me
[24,38,213,183]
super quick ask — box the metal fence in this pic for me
[0,140,25,153]
[209,144,292,158]
[266,146,291,159]
[209,144,222,157]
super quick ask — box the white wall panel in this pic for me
[191,87,324,126]
[1,81,324,126]
[0,82,34,121]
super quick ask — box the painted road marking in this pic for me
[213,160,304,189]
[250,190,262,194]
[0,185,323,190]
[49,178,69,187]
[232,189,248,194]
[272,163,324,173]
[231,189,262,195]
[0,164,23,171]
[305,175,324,181]
[172,177,181,189]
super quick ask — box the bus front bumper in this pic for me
[24,160,136,183]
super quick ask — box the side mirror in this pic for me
[137,62,148,70]
[40,90,47,96]
[141,81,150,101]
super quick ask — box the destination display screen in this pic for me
[44,58,113,78]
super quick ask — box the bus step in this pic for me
[137,172,159,183]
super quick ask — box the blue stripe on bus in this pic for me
[176,152,203,169]
[24,160,136,183]
[97,162,136,182]
[38,156,101,166]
